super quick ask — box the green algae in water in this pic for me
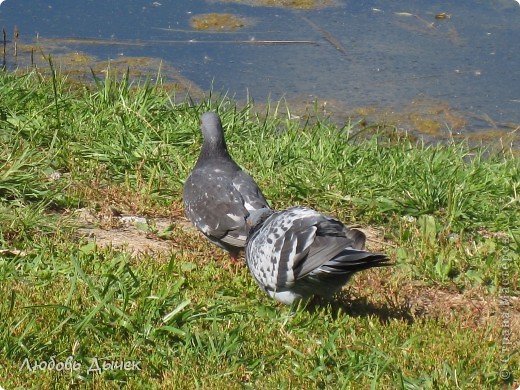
[190,13,251,31]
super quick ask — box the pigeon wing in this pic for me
[288,214,367,279]
[184,169,250,245]
[232,170,269,211]
[271,212,343,285]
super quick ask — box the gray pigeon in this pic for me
[183,112,271,260]
[245,207,391,304]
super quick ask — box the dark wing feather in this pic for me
[290,214,359,279]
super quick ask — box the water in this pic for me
[1,0,519,141]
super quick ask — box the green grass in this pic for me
[0,67,518,388]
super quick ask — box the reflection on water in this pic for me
[1,0,519,145]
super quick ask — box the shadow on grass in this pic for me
[303,292,415,325]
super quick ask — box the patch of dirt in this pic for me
[75,208,188,257]
[335,268,520,348]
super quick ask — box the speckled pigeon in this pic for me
[245,206,391,304]
[183,112,271,260]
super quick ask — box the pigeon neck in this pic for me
[199,138,232,160]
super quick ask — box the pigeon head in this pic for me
[246,207,274,237]
[200,112,227,149]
